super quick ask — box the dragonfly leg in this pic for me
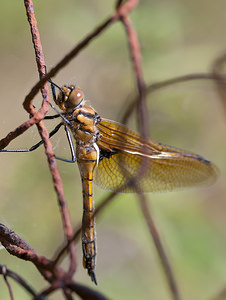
[50,79,57,102]
[49,79,61,102]
[54,125,76,163]
[48,80,71,126]
[0,122,64,153]
[49,79,64,102]
[44,114,61,120]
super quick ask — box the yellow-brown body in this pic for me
[0,82,218,285]
[53,84,218,285]
[56,85,101,283]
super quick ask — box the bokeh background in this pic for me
[0,1,226,299]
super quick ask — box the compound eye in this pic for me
[68,88,84,108]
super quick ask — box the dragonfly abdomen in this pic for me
[76,144,98,284]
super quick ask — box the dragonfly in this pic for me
[0,82,218,284]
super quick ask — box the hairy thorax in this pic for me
[66,104,101,146]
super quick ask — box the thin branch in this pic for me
[0,0,138,152]
[66,282,109,300]
[23,0,139,113]
[1,265,15,300]
[63,289,74,300]
[0,0,140,296]
[118,1,148,137]
[118,3,181,299]
[2,0,222,298]
[36,285,59,299]
[212,51,226,114]
[0,224,55,281]
[138,195,181,300]
[0,224,108,299]
[24,0,77,277]
[0,265,45,300]
[121,72,220,124]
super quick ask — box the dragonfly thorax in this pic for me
[67,104,101,145]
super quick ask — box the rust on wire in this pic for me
[118,2,181,300]
[0,0,138,151]
[1,265,15,300]
[0,265,42,300]
[0,224,108,299]
[1,0,179,297]
[1,0,220,298]
[24,0,77,279]
[120,13,148,136]
[23,0,139,111]
[138,195,181,300]
[0,0,139,298]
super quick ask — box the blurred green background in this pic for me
[0,1,226,299]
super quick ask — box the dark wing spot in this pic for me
[196,155,211,165]
[99,148,118,161]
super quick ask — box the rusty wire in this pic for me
[0,0,143,299]
[117,5,181,300]
[0,264,44,300]
[1,0,226,299]
[24,0,77,279]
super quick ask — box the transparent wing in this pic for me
[95,119,218,193]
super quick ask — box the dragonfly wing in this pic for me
[95,119,218,193]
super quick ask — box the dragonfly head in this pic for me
[55,85,85,112]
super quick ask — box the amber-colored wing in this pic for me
[95,119,218,193]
